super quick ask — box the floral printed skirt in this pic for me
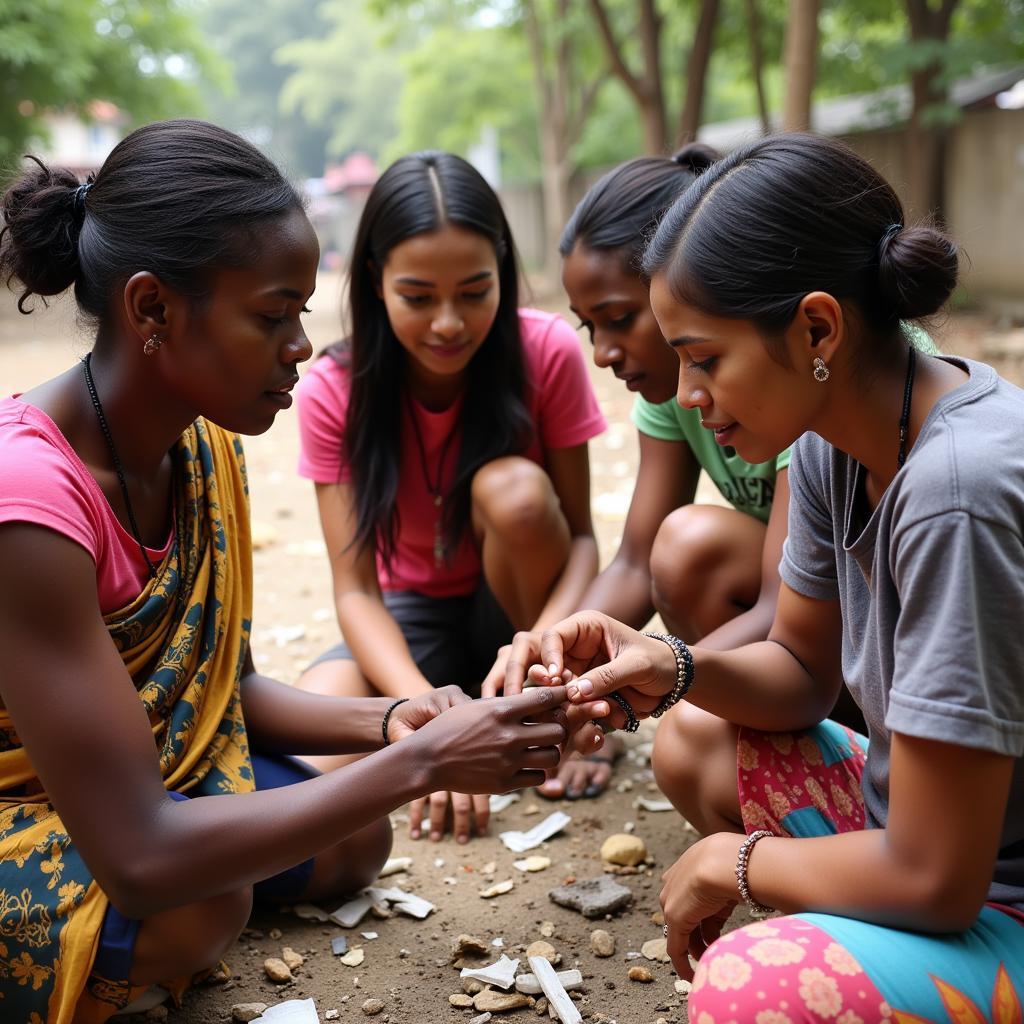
[689,720,1024,1023]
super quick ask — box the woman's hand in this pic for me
[386,685,473,742]
[660,833,744,979]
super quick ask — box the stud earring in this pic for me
[812,356,830,382]
[143,334,163,356]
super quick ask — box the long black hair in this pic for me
[337,151,532,569]
[559,143,718,269]
[1,119,303,321]
[643,133,959,362]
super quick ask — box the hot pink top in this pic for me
[0,397,173,615]
[296,308,606,597]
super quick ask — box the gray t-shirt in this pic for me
[781,357,1024,906]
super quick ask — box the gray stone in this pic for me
[547,876,632,919]
[230,1004,268,1023]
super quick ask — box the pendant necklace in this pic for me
[897,345,917,469]
[82,353,158,578]
[407,394,459,567]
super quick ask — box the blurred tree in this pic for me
[200,0,328,177]
[782,0,819,130]
[0,0,218,172]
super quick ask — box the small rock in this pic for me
[513,855,551,872]
[650,910,665,926]
[539,921,555,938]
[628,965,654,983]
[535,997,548,1015]
[479,879,514,898]
[548,876,633,918]
[450,994,474,1008]
[524,803,541,815]
[263,958,292,983]
[600,833,647,867]
[474,990,531,1013]
[525,940,560,966]
[340,948,365,968]
[452,934,491,959]
[590,929,616,957]
[462,979,484,995]
[482,861,497,874]
[641,937,670,963]
[362,997,385,1015]
[674,978,693,996]
[325,1012,340,1021]
[470,1014,493,1024]
[281,947,304,971]
[268,928,283,940]
[231,1004,268,1023]
[293,902,330,922]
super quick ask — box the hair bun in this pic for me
[671,142,719,176]
[0,156,83,312]
[877,222,959,321]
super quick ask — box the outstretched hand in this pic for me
[387,686,473,743]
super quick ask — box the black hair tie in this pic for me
[71,179,94,222]
[879,221,902,254]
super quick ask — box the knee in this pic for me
[306,816,393,902]
[652,702,724,799]
[472,457,557,545]
[650,506,724,608]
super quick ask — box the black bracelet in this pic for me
[643,632,694,718]
[607,692,640,733]
[381,698,409,746]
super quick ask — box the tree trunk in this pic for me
[781,0,819,131]
[744,0,771,135]
[677,0,720,145]
[904,0,959,222]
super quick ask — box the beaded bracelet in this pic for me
[607,692,640,733]
[735,829,776,917]
[381,697,409,746]
[642,632,694,718]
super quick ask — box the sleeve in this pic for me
[887,512,1024,756]
[630,394,688,442]
[295,359,351,484]
[533,314,606,449]
[775,444,793,472]
[778,435,839,601]
[0,433,102,563]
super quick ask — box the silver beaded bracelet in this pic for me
[735,829,776,917]
[642,632,694,718]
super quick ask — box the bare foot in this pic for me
[538,734,624,800]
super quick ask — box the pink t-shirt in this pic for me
[0,397,173,615]
[296,308,606,597]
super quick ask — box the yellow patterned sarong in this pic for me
[0,419,254,1023]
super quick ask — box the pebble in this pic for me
[325,1012,340,1021]
[479,879,515,898]
[474,990,531,1013]
[674,978,693,996]
[600,833,647,867]
[281,947,304,971]
[452,934,491,959]
[650,910,665,926]
[524,939,560,966]
[230,1004,268,1023]
[449,994,474,1008]
[268,928,282,941]
[548,876,633,918]
[340,948,365,968]
[523,803,541,815]
[262,958,292,983]
[590,929,616,957]
[470,1014,493,1024]
[462,979,484,995]
[628,965,654,983]
[535,997,548,1015]
[361,997,385,1015]
[641,938,670,963]
[539,921,555,938]
[514,855,552,872]
[482,861,497,874]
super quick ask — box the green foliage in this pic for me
[0,0,219,173]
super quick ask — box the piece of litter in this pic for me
[500,811,571,853]
[478,879,514,898]
[635,796,674,812]
[377,857,412,877]
[623,821,636,833]
[292,903,330,922]
[515,969,582,995]
[513,855,551,872]
[364,886,436,919]
[488,792,521,813]
[263,624,306,647]
[675,978,693,996]
[527,955,583,1024]
[331,936,348,956]
[360,931,378,940]
[252,999,319,1024]
[491,937,504,947]
[469,1014,492,1024]
[459,954,521,990]
[329,894,372,928]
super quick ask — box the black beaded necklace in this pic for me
[897,346,917,469]
[82,353,158,578]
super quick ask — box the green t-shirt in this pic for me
[630,323,938,525]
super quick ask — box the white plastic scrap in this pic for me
[377,857,412,877]
[527,956,583,1024]
[515,969,583,995]
[329,893,372,928]
[488,792,521,814]
[499,811,571,853]
[364,886,435,919]
[634,796,674,812]
[292,903,330,922]
[251,999,320,1024]
[459,954,521,990]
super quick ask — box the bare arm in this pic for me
[579,431,699,629]
[315,481,432,699]
[695,468,790,650]
[528,442,600,630]
[0,524,568,918]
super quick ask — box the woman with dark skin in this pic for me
[513,135,1024,1019]
[0,120,572,1022]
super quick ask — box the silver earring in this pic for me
[143,334,163,356]
[812,356,830,382]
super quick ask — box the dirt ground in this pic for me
[1,279,1021,1024]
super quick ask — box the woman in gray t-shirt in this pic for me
[514,134,1024,1018]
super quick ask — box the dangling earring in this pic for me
[143,333,163,356]
[812,356,830,382]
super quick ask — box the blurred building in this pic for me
[305,152,379,269]
[25,101,125,176]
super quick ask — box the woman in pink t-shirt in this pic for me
[295,151,606,844]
